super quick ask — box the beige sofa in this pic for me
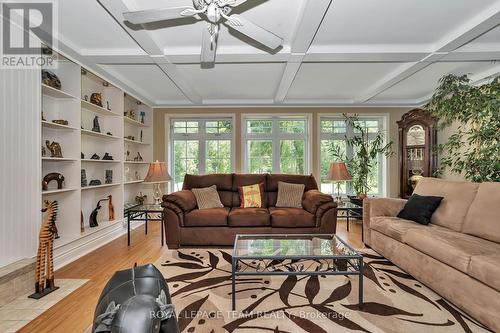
[363,177,500,332]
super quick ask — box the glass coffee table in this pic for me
[231,234,364,311]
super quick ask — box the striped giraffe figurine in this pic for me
[30,200,60,298]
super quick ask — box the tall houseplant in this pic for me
[331,114,393,197]
[426,74,500,182]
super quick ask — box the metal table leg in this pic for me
[127,211,131,246]
[358,257,364,309]
[161,212,164,246]
[232,258,236,311]
[145,212,148,235]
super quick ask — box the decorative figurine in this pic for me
[91,153,100,160]
[92,116,101,133]
[84,95,89,101]
[81,169,87,187]
[41,112,46,121]
[105,170,113,184]
[42,173,64,191]
[106,132,113,136]
[140,130,143,142]
[135,192,147,205]
[42,70,61,90]
[128,109,137,120]
[42,146,46,157]
[134,152,143,162]
[125,166,130,181]
[102,153,113,160]
[81,211,84,233]
[90,93,103,107]
[89,179,102,186]
[29,200,60,299]
[108,195,115,221]
[52,119,68,126]
[135,170,140,180]
[140,111,145,124]
[89,198,108,228]
[106,101,111,111]
[125,146,131,161]
[125,135,135,141]
[45,140,63,158]
[81,152,85,159]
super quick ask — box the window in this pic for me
[170,118,233,190]
[243,116,309,174]
[319,116,386,196]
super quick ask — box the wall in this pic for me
[154,107,411,197]
[0,68,42,267]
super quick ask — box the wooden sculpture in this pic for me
[89,198,108,227]
[45,140,63,158]
[29,200,60,299]
[42,172,65,191]
[108,195,115,221]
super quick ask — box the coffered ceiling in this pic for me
[55,0,500,106]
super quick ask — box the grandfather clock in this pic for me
[398,109,437,198]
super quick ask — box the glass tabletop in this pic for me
[233,234,361,259]
[128,204,163,212]
[337,201,362,209]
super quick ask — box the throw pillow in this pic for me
[239,183,265,208]
[191,185,224,209]
[275,181,305,208]
[397,193,444,225]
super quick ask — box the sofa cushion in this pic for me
[184,207,229,227]
[269,207,315,228]
[228,208,270,227]
[404,226,498,274]
[469,254,500,292]
[191,185,224,209]
[238,183,265,208]
[266,174,318,192]
[413,177,479,232]
[183,173,232,191]
[371,216,428,243]
[233,174,267,207]
[462,182,500,243]
[275,182,305,208]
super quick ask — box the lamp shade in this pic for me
[143,161,172,184]
[327,162,352,181]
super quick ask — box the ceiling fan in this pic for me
[123,0,283,65]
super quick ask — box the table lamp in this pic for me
[327,162,352,202]
[143,161,171,204]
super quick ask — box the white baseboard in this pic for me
[53,219,145,270]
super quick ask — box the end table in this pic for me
[127,204,164,246]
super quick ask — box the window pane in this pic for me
[247,120,272,134]
[280,140,305,174]
[248,140,272,173]
[206,140,231,174]
[321,120,345,134]
[173,140,199,188]
[320,139,347,194]
[279,120,305,134]
[206,120,232,134]
[173,121,198,134]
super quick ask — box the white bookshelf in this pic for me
[40,50,154,251]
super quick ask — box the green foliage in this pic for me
[330,114,393,195]
[426,74,500,182]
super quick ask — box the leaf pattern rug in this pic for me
[155,249,490,333]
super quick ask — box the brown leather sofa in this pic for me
[161,173,337,248]
[363,177,500,332]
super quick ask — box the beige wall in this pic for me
[154,107,411,197]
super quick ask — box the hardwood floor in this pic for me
[18,218,363,333]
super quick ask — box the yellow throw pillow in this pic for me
[239,183,264,208]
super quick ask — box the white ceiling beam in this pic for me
[274,0,333,103]
[97,0,201,104]
[355,4,500,104]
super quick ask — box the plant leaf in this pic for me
[279,275,297,306]
[283,311,327,333]
[312,305,369,332]
[208,251,219,269]
[304,275,320,303]
[172,276,229,297]
[177,294,209,332]
[343,302,423,317]
[322,280,351,304]
[178,251,203,264]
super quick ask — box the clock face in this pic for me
[407,125,425,146]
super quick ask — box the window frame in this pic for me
[317,113,390,197]
[166,114,236,192]
[241,114,312,174]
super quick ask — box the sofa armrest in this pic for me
[302,190,334,215]
[363,197,407,246]
[161,190,197,213]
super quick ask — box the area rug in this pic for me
[0,279,89,333]
[155,249,490,333]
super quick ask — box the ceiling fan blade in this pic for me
[123,6,196,25]
[225,14,283,50]
[201,24,218,64]
[230,0,250,6]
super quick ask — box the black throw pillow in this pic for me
[397,194,443,225]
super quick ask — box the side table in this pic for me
[127,204,164,246]
[337,201,364,242]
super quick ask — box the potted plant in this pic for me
[426,74,500,182]
[330,114,393,200]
